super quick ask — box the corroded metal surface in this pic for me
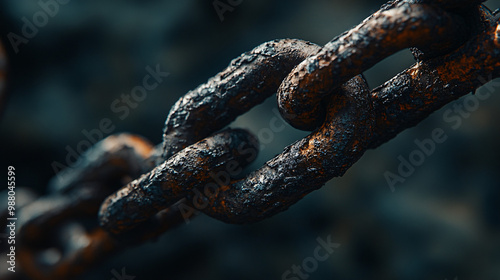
[277,1,473,130]
[369,6,500,147]
[416,0,485,10]
[201,75,374,222]
[17,189,118,280]
[49,133,155,194]
[162,39,321,159]
[9,0,500,279]
[100,129,259,233]
[100,4,500,226]
[15,134,156,280]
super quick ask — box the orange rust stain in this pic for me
[351,139,360,149]
[495,24,500,45]
[398,103,415,111]
[127,135,154,157]
[107,158,128,167]
[219,184,231,192]
[434,54,478,84]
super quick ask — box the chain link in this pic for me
[278,1,474,130]
[2,0,500,279]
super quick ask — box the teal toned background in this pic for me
[1,1,500,279]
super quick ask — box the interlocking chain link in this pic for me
[3,0,499,279]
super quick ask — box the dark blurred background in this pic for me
[1,0,500,279]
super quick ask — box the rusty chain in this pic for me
[2,0,499,279]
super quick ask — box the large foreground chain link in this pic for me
[3,0,499,279]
